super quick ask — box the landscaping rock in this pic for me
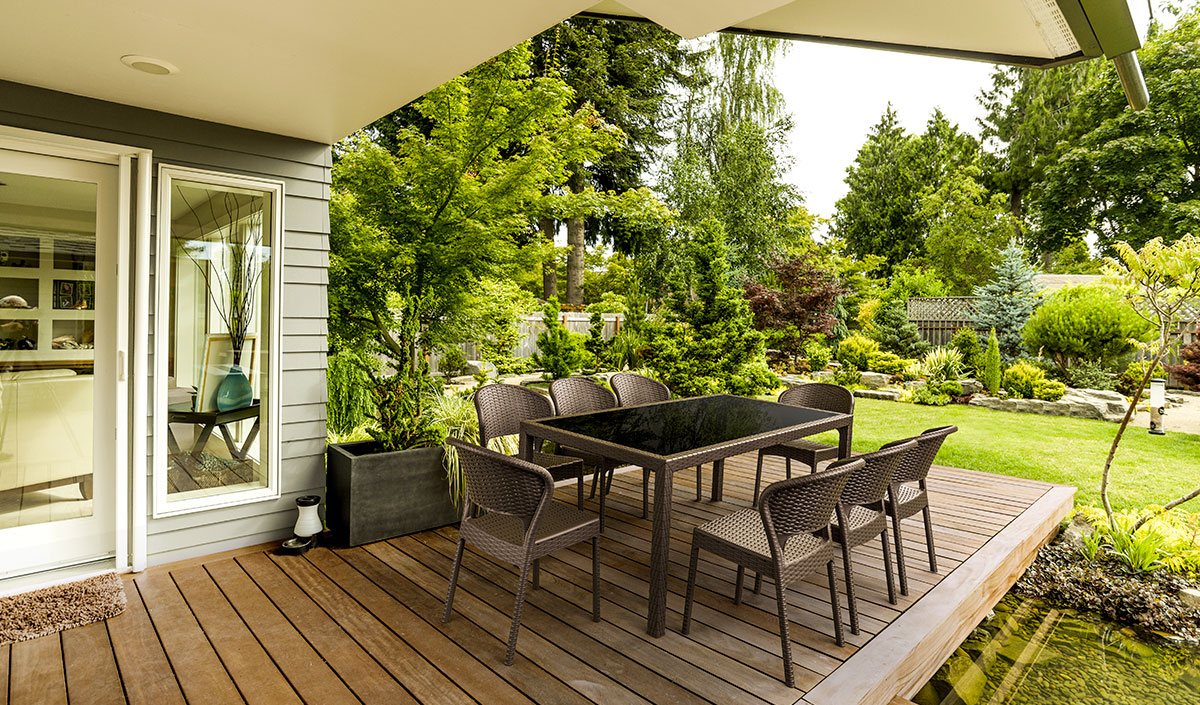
[858,371,891,389]
[854,388,901,401]
[904,380,926,390]
[1059,514,1096,551]
[464,360,498,377]
[1180,588,1200,610]
[811,371,836,384]
[959,378,983,396]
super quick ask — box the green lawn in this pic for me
[810,398,1200,512]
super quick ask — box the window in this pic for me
[154,166,282,516]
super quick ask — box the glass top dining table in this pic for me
[520,393,853,637]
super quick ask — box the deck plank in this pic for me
[61,622,125,705]
[103,580,186,705]
[8,635,66,705]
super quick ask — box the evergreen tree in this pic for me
[983,328,1002,394]
[643,219,777,396]
[535,299,586,379]
[869,300,930,359]
[971,241,1041,360]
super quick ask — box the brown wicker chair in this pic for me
[474,383,588,508]
[442,439,601,666]
[754,383,855,506]
[879,425,957,596]
[682,459,860,688]
[610,372,710,514]
[548,377,620,527]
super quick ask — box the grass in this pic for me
[809,397,1200,512]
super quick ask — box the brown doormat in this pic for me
[0,572,127,645]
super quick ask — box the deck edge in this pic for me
[798,481,1076,705]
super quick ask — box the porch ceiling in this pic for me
[0,1,1149,145]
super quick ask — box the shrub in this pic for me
[1166,341,1200,391]
[1064,360,1116,391]
[439,346,467,377]
[326,349,376,435]
[869,300,930,358]
[1003,361,1046,399]
[833,364,861,387]
[837,334,879,371]
[866,350,906,375]
[921,346,965,383]
[983,328,1002,394]
[803,338,832,371]
[901,359,923,382]
[1033,378,1066,402]
[950,327,983,376]
[971,240,1040,361]
[1118,359,1168,397]
[1022,285,1153,370]
[912,385,951,406]
[937,380,964,397]
[584,312,612,371]
[535,299,587,379]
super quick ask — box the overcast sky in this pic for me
[773,41,996,228]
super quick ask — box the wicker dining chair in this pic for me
[548,377,620,528]
[610,372,710,514]
[879,425,958,596]
[682,459,860,688]
[473,383,587,508]
[753,383,855,506]
[442,439,601,666]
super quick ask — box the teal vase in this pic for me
[216,364,253,411]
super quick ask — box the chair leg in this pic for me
[785,457,792,479]
[754,572,762,594]
[892,509,909,597]
[505,559,534,666]
[826,560,844,648]
[840,540,859,635]
[734,565,745,605]
[682,544,701,634]
[642,468,650,520]
[532,559,540,590]
[880,528,897,605]
[441,537,466,623]
[774,574,796,689]
[599,472,608,532]
[923,506,938,573]
[754,452,765,506]
[576,469,584,509]
[592,536,601,622]
[589,468,601,499]
[695,465,703,502]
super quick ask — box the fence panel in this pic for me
[907,297,982,346]
[460,312,623,364]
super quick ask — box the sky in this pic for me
[773,41,997,227]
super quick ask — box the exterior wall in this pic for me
[0,80,330,565]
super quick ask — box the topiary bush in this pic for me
[1022,285,1153,370]
[1033,378,1066,401]
[535,299,587,379]
[837,333,879,372]
[866,350,906,375]
[1003,360,1047,399]
[1117,359,1168,398]
[950,327,983,377]
[983,328,1002,394]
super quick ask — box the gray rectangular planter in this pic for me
[327,441,460,547]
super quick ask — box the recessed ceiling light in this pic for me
[120,55,179,76]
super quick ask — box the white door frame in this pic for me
[0,125,151,574]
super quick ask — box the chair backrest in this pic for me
[447,438,552,524]
[610,372,670,406]
[473,383,553,446]
[831,440,916,507]
[778,382,855,415]
[549,377,617,416]
[882,426,957,484]
[759,459,859,543]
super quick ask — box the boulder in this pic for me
[1059,514,1096,551]
[465,360,498,377]
[904,380,926,390]
[959,378,983,396]
[1180,588,1200,610]
[811,370,837,384]
[854,388,901,401]
[858,371,891,389]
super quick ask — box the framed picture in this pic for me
[196,334,258,412]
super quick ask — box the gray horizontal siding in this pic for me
[1,80,331,567]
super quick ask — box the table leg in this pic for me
[647,465,672,637]
[219,419,261,460]
[519,434,535,461]
[710,458,725,501]
[191,422,217,458]
[838,423,852,459]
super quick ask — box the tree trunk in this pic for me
[539,217,558,301]
[565,167,586,308]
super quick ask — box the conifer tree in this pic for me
[971,240,1040,360]
[983,328,1002,394]
[869,300,930,359]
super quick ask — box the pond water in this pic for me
[913,594,1200,705]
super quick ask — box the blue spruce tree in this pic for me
[971,240,1040,361]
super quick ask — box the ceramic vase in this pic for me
[216,364,253,411]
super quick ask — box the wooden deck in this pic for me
[0,454,1073,705]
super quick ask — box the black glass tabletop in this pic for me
[533,394,843,457]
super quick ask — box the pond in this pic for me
[913,594,1200,705]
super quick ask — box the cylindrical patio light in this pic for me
[1148,378,1166,436]
[277,495,323,554]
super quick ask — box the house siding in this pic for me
[0,80,330,566]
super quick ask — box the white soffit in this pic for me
[588,0,1083,62]
[618,0,796,40]
[0,0,593,145]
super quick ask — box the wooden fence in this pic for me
[441,312,623,373]
[906,297,981,346]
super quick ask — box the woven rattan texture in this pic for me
[549,377,617,416]
[474,383,553,445]
[610,373,670,406]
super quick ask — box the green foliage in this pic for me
[1032,378,1066,402]
[937,380,964,398]
[879,263,949,305]
[1118,360,1168,398]
[971,240,1041,360]
[584,312,615,371]
[911,385,951,406]
[832,364,861,387]
[918,164,1014,294]
[426,389,519,505]
[1075,506,1200,577]
[326,349,376,436]
[921,346,965,383]
[608,329,643,371]
[1064,360,1116,392]
[836,334,879,372]
[744,254,847,365]
[866,351,906,375]
[983,328,1002,394]
[469,279,539,375]
[1022,285,1152,370]
[802,338,833,372]
[584,290,628,314]
[869,300,930,358]
[1002,361,1047,399]
[535,299,587,379]
[642,219,777,396]
[438,347,467,377]
[901,359,923,382]
[1107,517,1167,574]
[366,365,443,453]
[950,327,983,377]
